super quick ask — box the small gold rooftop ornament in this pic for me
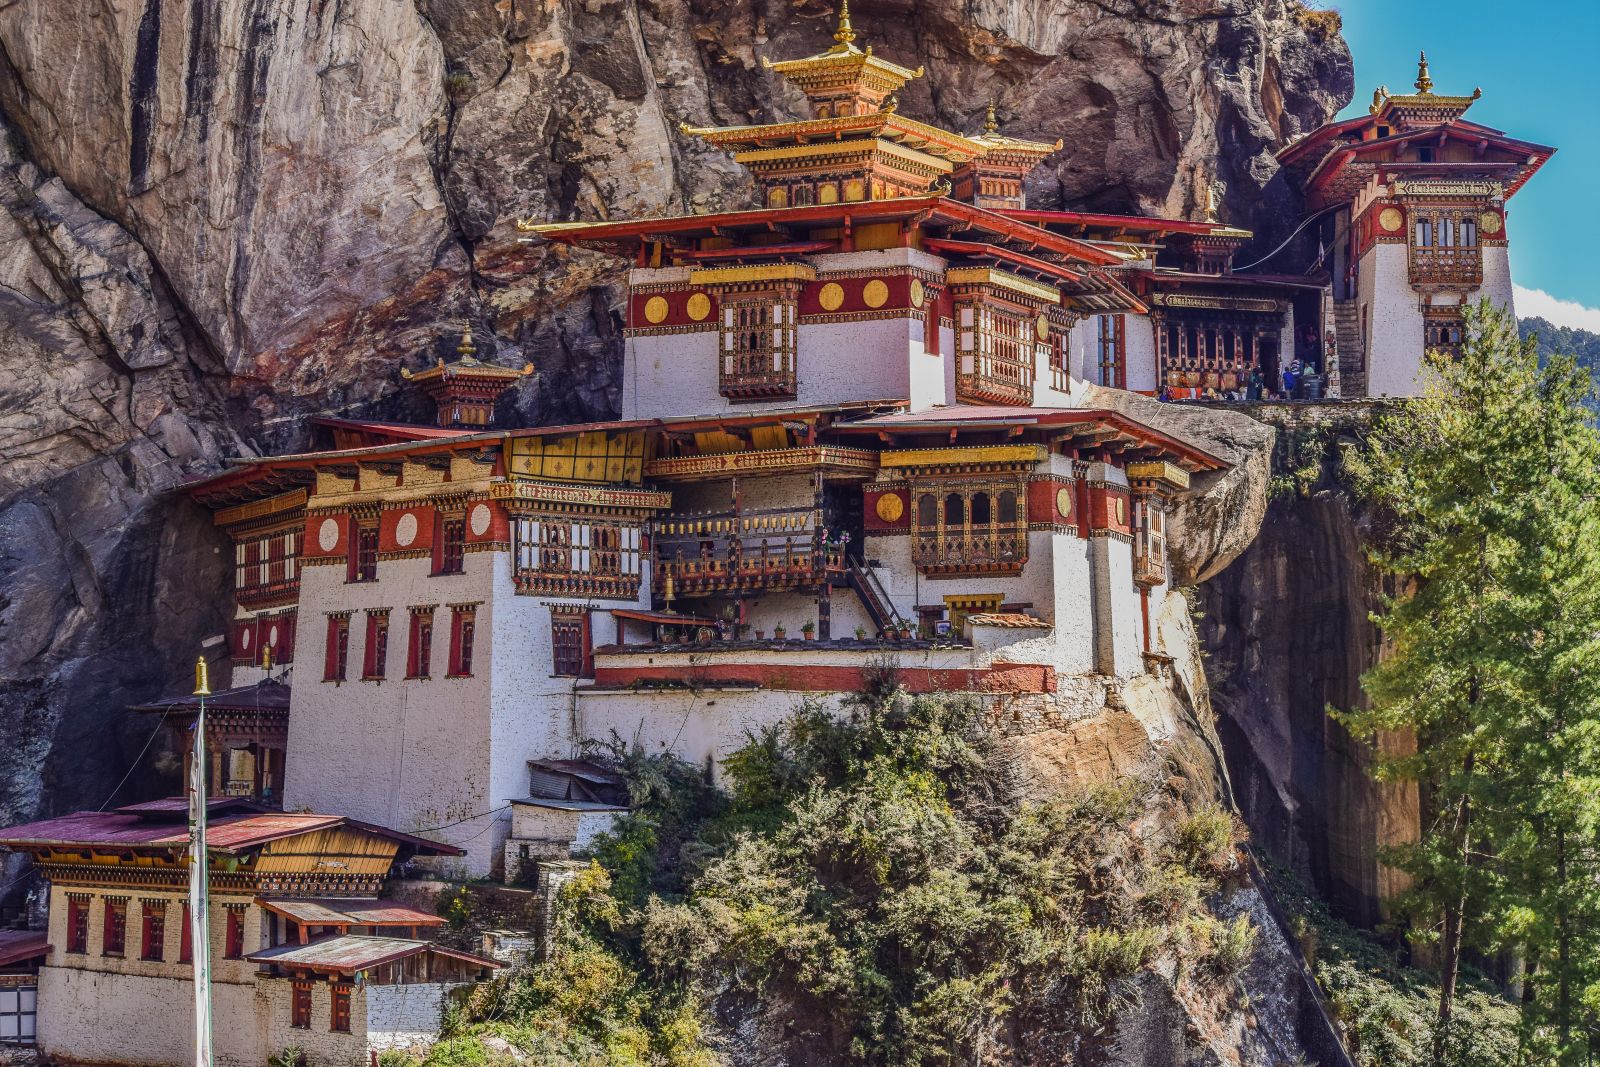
[983,102,999,134]
[1414,50,1433,95]
[193,655,211,697]
[833,0,855,47]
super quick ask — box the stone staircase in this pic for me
[1332,300,1365,398]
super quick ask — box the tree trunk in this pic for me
[1433,759,1473,1067]
[1556,826,1571,1059]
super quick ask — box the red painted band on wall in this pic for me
[591,660,1055,694]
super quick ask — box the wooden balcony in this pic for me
[1408,246,1482,288]
[719,369,797,401]
[236,577,300,609]
[511,570,642,599]
[956,354,1034,405]
[655,507,845,596]
[1133,541,1167,587]
[911,523,1028,576]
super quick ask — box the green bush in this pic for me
[432,685,1261,1066]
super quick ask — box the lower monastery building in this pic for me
[0,6,1552,1064]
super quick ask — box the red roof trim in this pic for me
[832,407,1226,470]
[922,238,1083,282]
[533,196,1122,267]
[999,208,1221,237]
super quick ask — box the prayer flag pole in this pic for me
[189,655,214,1067]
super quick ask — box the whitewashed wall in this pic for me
[285,552,496,875]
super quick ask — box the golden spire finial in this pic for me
[833,0,856,46]
[983,102,998,134]
[457,323,477,360]
[1415,50,1433,94]
[193,655,211,697]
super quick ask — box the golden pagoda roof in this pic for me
[761,0,923,95]
[966,104,1062,160]
[401,326,532,385]
[1368,51,1481,118]
[679,110,989,164]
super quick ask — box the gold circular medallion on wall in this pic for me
[1035,315,1050,341]
[1114,497,1126,525]
[818,282,846,312]
[863,279,890,309]
[910,279,926,308]
[643,296,669,324]
[1055,487,1073,520]
[1378,206,1404,233]
[686,292,711,321]
[874,492,905,523]
[1480,212,1503,236]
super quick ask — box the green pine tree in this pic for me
[1339,300,1600,1065]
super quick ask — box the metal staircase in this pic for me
[1332,300,1366,398]
[846,556,904,635]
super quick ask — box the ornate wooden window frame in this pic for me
[510,517,643,599]
[909,478,1028,576]
[717,285,800,401]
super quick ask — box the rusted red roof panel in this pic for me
[248,935,501,973]
[0,929,49,967]
[258,898,446,927]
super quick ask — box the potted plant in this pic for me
[801,621,816,641]
[754,628,766,641]
[897,623,912,640]
[773,622,787,641]
[662,626,677,645]
[854,625,867,642]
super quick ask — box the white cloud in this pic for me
[1515,286,1600,334]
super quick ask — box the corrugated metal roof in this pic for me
[129,680,291,715]
[0,808,461,857]
[0,929,49,967]
[526,759,624,787]
[511,798,629,813]
[247,935,501,973]
[258,898,446,927]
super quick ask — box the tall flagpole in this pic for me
[190,655,214,1067]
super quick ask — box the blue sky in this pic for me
[1332,0,1600,330]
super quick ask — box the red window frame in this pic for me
[550,611,591,678]
[406,608,434,679]
[224,908,245,959]
[330,983,352,1033]
[291,982,313,1029]
[435,515,466,576]
[448,606,476,678]
[66,897,89,953]
[103,898,128,957]
[324,615,350,682]
[348,522,379,583]
[362,611,390,680]
[140,902,166,961]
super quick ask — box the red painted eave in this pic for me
[1000,208,1221,238]
[0,930,49,967]
[529,197,1122,267]
[832,406,1226,471]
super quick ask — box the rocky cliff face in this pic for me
[0,0,1350,859]
[1195,403,1417,929]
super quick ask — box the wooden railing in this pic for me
[911,522,1028,576]
[654,507,845,595]
[1408,245,1482,287]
